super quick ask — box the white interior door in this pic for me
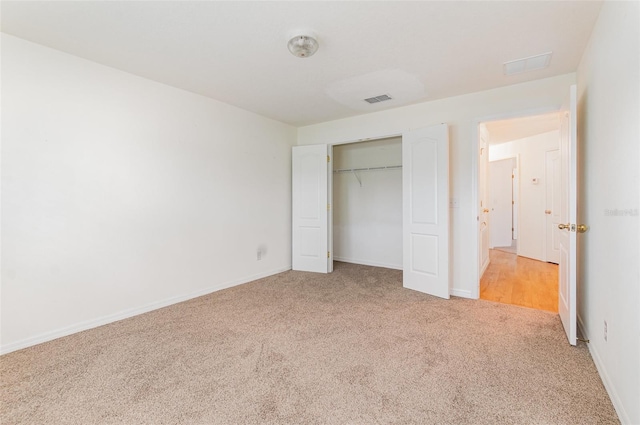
[292,144,330,273]
[512,167,519,241]
[489,158,515,248]
[478,126,490,276]
[545,149,561,264]
[558,85,577,345]
[402,123,450,299]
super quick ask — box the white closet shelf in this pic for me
[333,165,402,173]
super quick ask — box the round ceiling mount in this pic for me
[287,34,319,58]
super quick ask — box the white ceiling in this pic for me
[1,1,602,126]
[485,112,562,145]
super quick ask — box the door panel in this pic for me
[558,85,577,345]
[292,144,330,273]
[411,140,438,224]
[403,124,449,299]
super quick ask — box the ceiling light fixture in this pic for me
[287,33,319,58]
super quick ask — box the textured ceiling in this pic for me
[1,1,602,126]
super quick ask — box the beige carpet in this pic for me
[1,262,618,424]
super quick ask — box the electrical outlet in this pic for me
[604,320,607,342]
[257,250,262,261]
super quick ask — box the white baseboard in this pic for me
[577,313,587,340]
[479,258,490,278]
[334,257,475,300]
[577,314,631,424]
[333,256,402,271]
[450,288,474,299]
[0,265,291,356]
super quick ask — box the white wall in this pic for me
[1,35,296,353]
[298,73,576,298]
[333,138,402,269]
[490,130,559,261]
[576,2,640,424]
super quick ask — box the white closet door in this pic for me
[402,124,450,299]
[292,144,330,273]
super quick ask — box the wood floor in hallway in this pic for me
[480,249,559,312]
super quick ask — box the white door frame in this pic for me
[471,106,558,299]
[478,124,491,278]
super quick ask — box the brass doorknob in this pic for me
[545,210,552,215]
[558,223,570,230]
[483,208,489,213]
[576,224,589,233]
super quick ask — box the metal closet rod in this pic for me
[333,165,402,173]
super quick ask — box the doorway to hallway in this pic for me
[477,111,562,313]
[480,249,558,312]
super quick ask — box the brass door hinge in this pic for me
[327,204,331,211]
[327,251,330,258]
[327,155,330,163]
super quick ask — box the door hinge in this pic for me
[327,155,330,163]
[327,204,330,211]
[512,201,515,205]
[327,251,330,258]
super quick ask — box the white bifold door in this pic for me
[402,124,450,299]
[292,144,331,273]
[292,123,450,300]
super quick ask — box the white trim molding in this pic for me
[450,288,474,299]
[333,256,402,271]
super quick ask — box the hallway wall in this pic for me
[490,130,559,262]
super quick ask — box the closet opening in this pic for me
[292,123,449,298]
[331,137,403,271]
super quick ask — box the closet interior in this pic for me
[332,137,403,270]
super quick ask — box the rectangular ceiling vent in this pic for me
[364,94,392,104]
[503,52,552,76]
